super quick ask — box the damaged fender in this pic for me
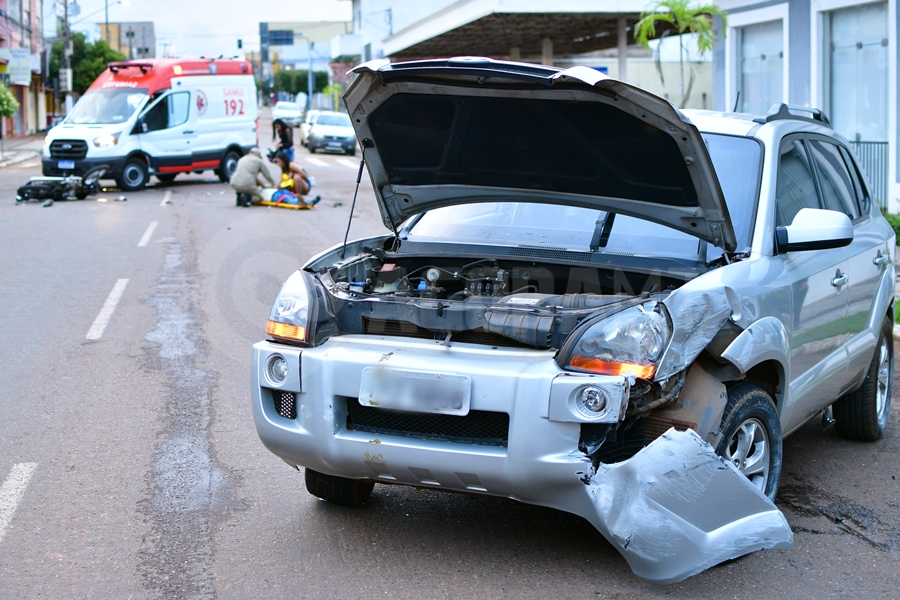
[583,428,793,584]
[656,282,742,381]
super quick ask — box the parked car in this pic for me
[252,58,894,583]
[271,101,304,126]
[305,110,356,155]
[298,109,319,147]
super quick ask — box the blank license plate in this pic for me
[359,367,471,416]
[58,160,75,169]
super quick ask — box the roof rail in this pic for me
[753,103,831,126]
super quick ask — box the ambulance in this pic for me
[42,58,258,190]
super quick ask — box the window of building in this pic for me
[827,2,888,142]
[269,30,294,46]
[737,20,784,114]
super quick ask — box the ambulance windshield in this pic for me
[66,88,149,125]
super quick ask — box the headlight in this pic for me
[564,302,671,380]
[266,270,317,344]
[93,132,120,148]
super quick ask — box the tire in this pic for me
[156,173,177,184]
[305,468,374,507]
[716,383,783,501]
[308,144,317,154]
[75,192,88,200]
[117,158,148,191]
[217,150,241,183]
[833,317,893,441]
[346,148,356,156]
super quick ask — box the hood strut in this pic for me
[341,139,387,259]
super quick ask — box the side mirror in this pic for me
[775,208,853,253]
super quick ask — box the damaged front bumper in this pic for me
[252,336,793,583]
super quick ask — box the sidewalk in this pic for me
[0,134,44,168]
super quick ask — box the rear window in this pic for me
[317,114,351,127]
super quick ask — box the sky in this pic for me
[44,0,351,58]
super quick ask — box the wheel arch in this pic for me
[718,316,790,411]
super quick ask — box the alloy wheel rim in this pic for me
[876,337,890,422]
[725,417,770,493]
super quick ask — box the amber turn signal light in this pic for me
[568,356,655,379]
[266,320,306,341]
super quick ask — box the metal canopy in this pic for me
[389,12,643,60]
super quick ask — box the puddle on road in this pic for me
[139,236,235,598]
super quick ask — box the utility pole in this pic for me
[126,28,134,59]
[63,0,73,114]
[298,33,313,112]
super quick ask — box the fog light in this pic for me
[267,354,288,384]
[575,386,608,418]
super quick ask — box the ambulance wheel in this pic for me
[218,150,241,183]
[156,173,177,184]
[118,159,148,191]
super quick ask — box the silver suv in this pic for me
[252,58,895,583]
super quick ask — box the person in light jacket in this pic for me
[230,147,276,206]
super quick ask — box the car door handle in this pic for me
[873,252,889,266]
[831,273,849,287]
[183,130,194,134]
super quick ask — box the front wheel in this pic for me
[305,468,374,507]
[117,158,148,191]
[716,383,783,501]
[833,316,893,441]
[156,173,177,184]
[217,150,241,183]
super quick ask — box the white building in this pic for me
[713,0,895,210]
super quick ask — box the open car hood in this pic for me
[344,58,736,252]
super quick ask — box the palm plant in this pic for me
[634,0,727,108]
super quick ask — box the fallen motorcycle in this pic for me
[16,165,109,203]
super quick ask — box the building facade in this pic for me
[97,22,156,59]
[259,20,351,84]
[0,0,47,135]
[713,0,896,210]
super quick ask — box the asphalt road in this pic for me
[0,121,898,599]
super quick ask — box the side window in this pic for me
[776,139,819,226]
[168,92,190,128]
[839,145,870,216]
[143,92,190,133]
[808,139,859,220]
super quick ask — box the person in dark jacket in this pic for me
[272,118,294,161]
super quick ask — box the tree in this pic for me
[634,0,727,108]
[50,33,126,95]
[0,84,20,156]
[272,69,329,97]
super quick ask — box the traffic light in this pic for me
[237,39,243,49]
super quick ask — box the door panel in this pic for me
[137,91,195,172]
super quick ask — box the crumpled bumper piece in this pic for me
[584,428,793,584]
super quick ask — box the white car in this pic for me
[271,101,303,126]
[298,109,319,147]
[306,111,356,155]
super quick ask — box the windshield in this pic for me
[65,88,149,125]
[316,114,351,127]
[408,134,762,261]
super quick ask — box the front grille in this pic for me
[49,139,88,160]
[345,397,509,447]
[642,415,695,444]
[271,389,297,419]
[362,318,528,348]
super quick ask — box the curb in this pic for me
[0,150,40,168]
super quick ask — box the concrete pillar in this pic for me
[541,37,553,66]
[617,17,628,82]
[510,46,521,61]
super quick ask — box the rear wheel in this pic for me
[156,173,177,184]
[217,150,241,183]
[305,468,374,507]
[833,316,893,441]
[715,383,783,501]
[308,143,317,154]
[117,158,148,191]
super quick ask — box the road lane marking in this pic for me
[305,157,329,167]
[86,279,129,340]
[160,191,172,207]
[0,463,38,544]
[138,221,158,247]
[336,158,360,169]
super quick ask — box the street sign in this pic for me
[60,68,73,92]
